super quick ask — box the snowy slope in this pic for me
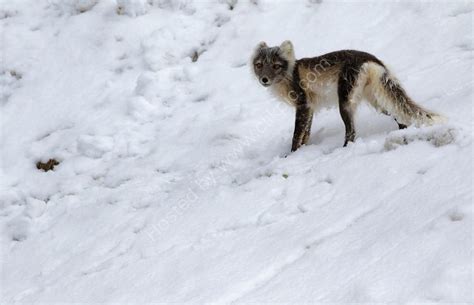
[1,0,472,303]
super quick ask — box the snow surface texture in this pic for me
[1,0,472,304]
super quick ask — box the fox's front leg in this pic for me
[302,110,313,145]
[291,105,313,152]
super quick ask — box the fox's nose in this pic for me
[261,77,269,84]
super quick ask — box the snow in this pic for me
[0,0,472,303]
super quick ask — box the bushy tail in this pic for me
[373,69,445,126]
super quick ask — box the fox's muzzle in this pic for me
[260,76,271,87]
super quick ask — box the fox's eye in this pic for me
[255,63,263,69]
[273,64,282,70]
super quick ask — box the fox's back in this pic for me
[297,49,385,70]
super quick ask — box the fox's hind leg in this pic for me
[338,66,362,146]
[339,103,355,147]
[381,110,407,129]
[366,92,407,129]
[364,81,407,130]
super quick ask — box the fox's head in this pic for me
[251,40,295,87]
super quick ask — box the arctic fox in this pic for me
[251,41,444,151]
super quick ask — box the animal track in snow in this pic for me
[0,69,22,104]
[448,210,464,222]
[298,178,336,212]
[77,135,115,159]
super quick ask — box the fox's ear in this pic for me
[279,40,295,59]
[256,41,268,50]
